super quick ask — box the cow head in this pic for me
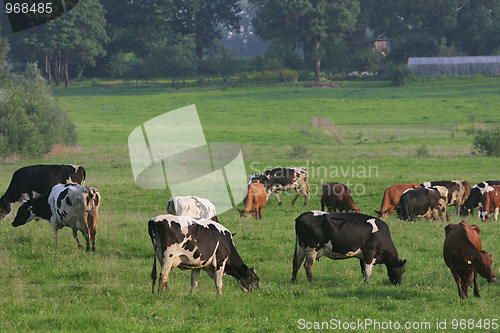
[387,259,406,285]
[66,165,86,185]
[237,208,250,218]
[227,264,260,292]
[11,201,38,227]
[0,197,12,219]
[467,251,497,283]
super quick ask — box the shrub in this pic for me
[0,63,76,158]
[280,69,298,83]
[473,129,500,156]
[416,144,430,157]
[288,144,307,158]
[383,63,414,86]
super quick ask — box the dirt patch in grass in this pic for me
[44,144,83,158]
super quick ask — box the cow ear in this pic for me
[464,256,474,265]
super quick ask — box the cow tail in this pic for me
[148,220,158,294]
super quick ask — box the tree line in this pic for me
[1,0,499,85]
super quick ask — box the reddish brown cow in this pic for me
[480,185,500,222]
[320,182,360,213]
[238,183,267,219]
[374,183,420,218]
[443,221,496,299]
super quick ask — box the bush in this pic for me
[383,63,414,86]
[473,129,500,156]
[0,63,76,158]
[279,69,298,83]
[236,70,298,85]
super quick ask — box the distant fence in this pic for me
[312,117,344,143]
[311,119,496,144]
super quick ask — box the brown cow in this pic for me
[443,221,496,298]
[320,182,360,213]
[480,185,500,222]
[238,183,267,219]
[374,183,420,218]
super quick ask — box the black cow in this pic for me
[421,180,470,215]
[149,215,259,295]
[460,181,500,217]
[249,167,310,205]
[291,211,406,285]
[396,187,447,222]
[0,164,86,218]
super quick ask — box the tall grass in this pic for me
[1,77,499,332]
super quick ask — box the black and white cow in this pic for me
[11,184,101,251]
[166,196,218,222]
[0,164,86,218]
[148,215,259,295]
[460,181,500,217]
[421,180,470,215]
[396,187,447,222]
[249,167,310,205]
[291,211,406,285]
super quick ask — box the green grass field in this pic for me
[1,77,499,332]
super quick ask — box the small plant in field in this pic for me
[288,144,307,158]
[472,129,500,156]
[416,144,430,157]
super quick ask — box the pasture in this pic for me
[1,77,500,332]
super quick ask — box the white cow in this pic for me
[166,196,218,221]
[12,184,101,251]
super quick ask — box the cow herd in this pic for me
[1,164,498,298]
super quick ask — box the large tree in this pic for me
[251,0,360,81]
[363,0,500,57]
[168,0,242,61]
[6,0,108,86]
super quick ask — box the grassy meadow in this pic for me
[1,76,500,332]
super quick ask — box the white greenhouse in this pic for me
[408,56,500,76]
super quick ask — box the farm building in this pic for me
[408,56,500,76]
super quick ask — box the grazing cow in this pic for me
[11,184,101,251]
[166,196,218,222]
[148,215,259,295]
[374,183,420,218]
[291,211,406,285]
[443,221,496,298]
[460,181,500,217]
[396,187,447,222]
[0,164,86,219]
[321,182,360,213]
[421,180,470,215]
[431,185,450,221]
[249,167,310,205]
[480,185,500,222]
[237,183,267,219]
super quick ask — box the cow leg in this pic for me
[158,257,174,293]
[51,221,59,246]
[214,261,227,295]
[291,188,300,205]
[360,251,375,284]
[258,207,262,219]
[494,208,499,222]
[191,269,201,293]
[304,247,317,282]
[473,272,480,297]
[72,228,84,250]
[452,274,465,298]
[291,244,306,283]
[272,191,282,205]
